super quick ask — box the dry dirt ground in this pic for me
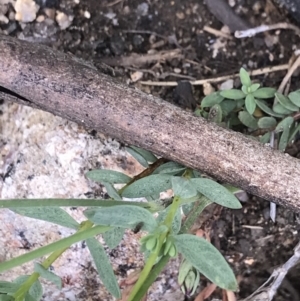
[1,0,300,300]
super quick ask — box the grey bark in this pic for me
[0,34,300,211]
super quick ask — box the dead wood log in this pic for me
[0,34,300,211]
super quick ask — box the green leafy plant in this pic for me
[0,146,242,301]
[198,68,300,151]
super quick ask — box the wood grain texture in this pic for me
[0,34,300,211]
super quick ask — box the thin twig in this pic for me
[278,55,300,93]
[106,0,123,7]
[235,22,300,38]
[242,225,264,230]
[139,64,289,86]
[203,25,233,39]
[158,72,196,81]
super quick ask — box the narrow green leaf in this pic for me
[0,295,14,301]
[236,98,245,108]
[201,92,224,108]
[86,170,131,184]
[222,184,243,194]
[182,202,194,216]
[208,104,222,123]
[171,177,198,199]
[239,68,251,87]
[238,111,258,129]
[172,209,182,234]
[126,147,149,167]
[12,207,79,230]
[275,92,299,112]
[14,276,43,301]
[257,117,277,129]
[275,116,294,133]
[103,227,125,249]
[273,103,293,115]
[102,182,122,201]
[0,199,161,212]
[219,100,236,116]
[288,122,300,143]
[153,162,186,175]
[279,128,290,151]
[252,87,276,99]
[245,94,256,115]
[180,197,213,234]
[25,294,37,301]
[145,193,161,202]
[255,99,284,117]
[173,234,238,291]
[276,117,294,151]
[288,90,300,107]
[86,238,121,299]
[121,174,172,198]
[190,178,241,209]
[129,146,157,163]
[84,205,158,232]
[241,85,248,94]
[0,282,19,294]
[250,83,260,93]
[34,263,62,289]
[260,132,271,144]
[0,225,110,273]
[220,89,246,100]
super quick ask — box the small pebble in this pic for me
[130,71,143,82]
[56,11,73,30]
[220,79,234,90]
[36,14,45,22]
[15,0,39,23]
[44,8,55,19]
[0,14,9,23]
[203,83,215,95]
[228,0,235,7]
[83,10,90,19]
[136,2,148,16]
[176,11,185,19]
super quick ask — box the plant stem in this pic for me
[132,255,170,301]
[0,199,161,212]
[13,248,67,300]
[12,221,96,300]
[127,196,181,301]
[0,223,110,273]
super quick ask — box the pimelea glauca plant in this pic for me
[0,145,242,301]
[196,67,300,151]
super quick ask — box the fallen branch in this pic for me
[1,34,300,211]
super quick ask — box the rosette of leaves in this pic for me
[220,68,276,116]
[200,68,300,151]
[201,68,278,127]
